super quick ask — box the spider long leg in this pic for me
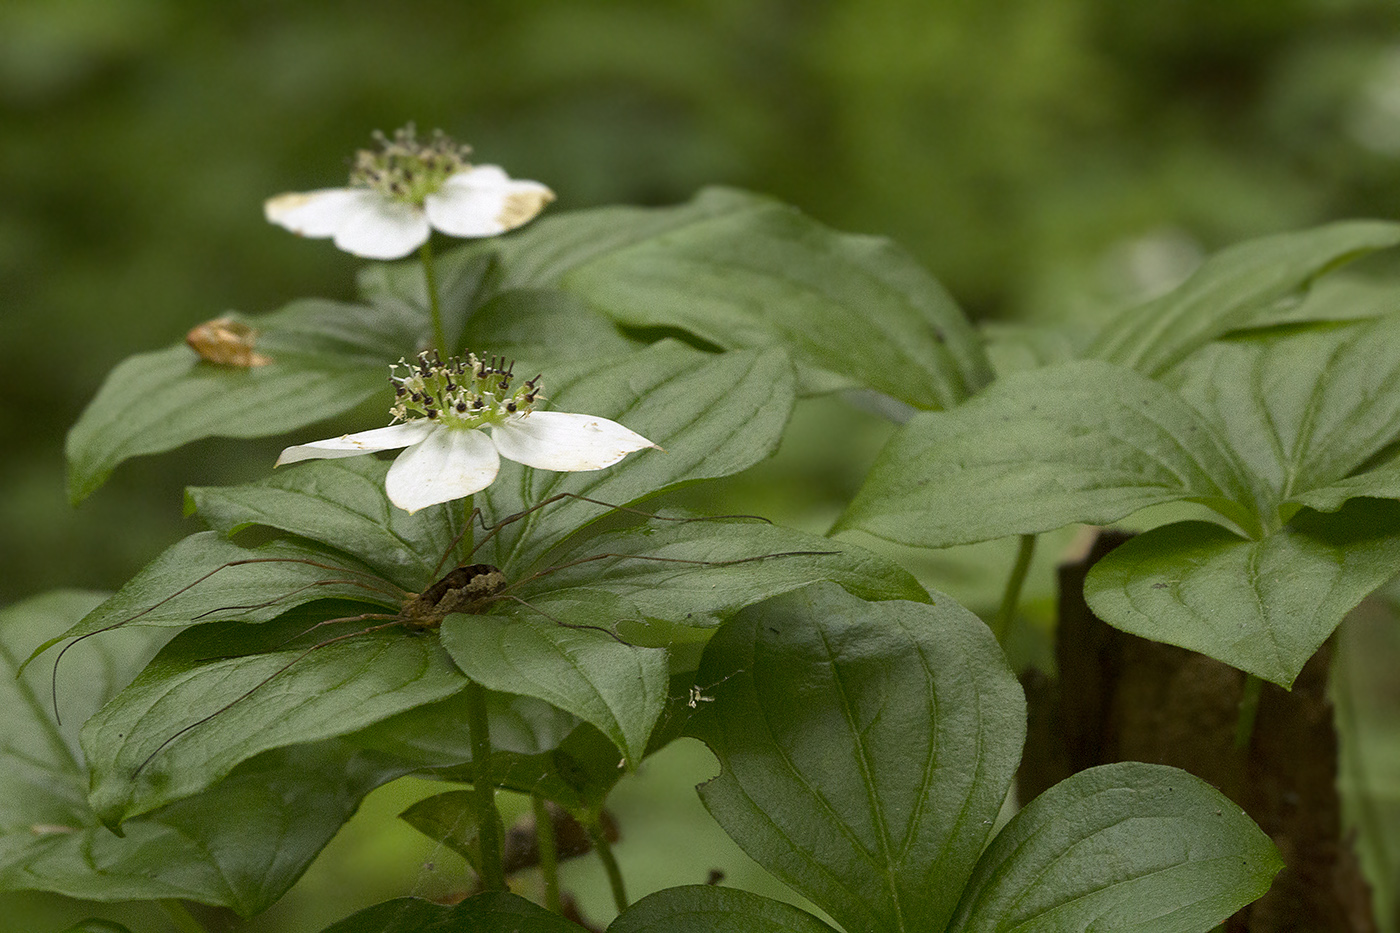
[191,576,403,620]
[504,548,841,591]
[432,506,486,580]
[477,548,838,647]
[466,493,665,563]
[194,612,398,662]
[465,493,581,561]
[48,555,402,724]
[507,492,777,527]
[464,492,780,570]
[494,594,627,644]
[133,617,411,778]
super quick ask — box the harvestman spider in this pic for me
[50,492,836,777]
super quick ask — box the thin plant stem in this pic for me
[1233,673,1263,750]
[991,534,1037,642]
[587,816,628,913]
[1333,627,1396,908]
[420,238,448,355]
[532,795,563,914]
[464,679,507,890]
[159,899,209,933]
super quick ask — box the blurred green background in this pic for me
[7,0,1400,605]
[5,0,1400,930]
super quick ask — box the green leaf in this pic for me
[27,531,398,665]
[350,680,660,812]
[1088,219,1400,376]
[350,691,634,812]
[516,516,931,630]
[524,187,991,409]
[982,321,1080,377]
[65,300,414,504]
[1084,501,1400,686]
[478,343,796,570]
[186,458,468,592]
[1164,315,1400,519]
[82,614,466,825]
[356,247,500,355]
[437,519,926,767]
[687,583,1025,933]
[0,591,407,916]
[610,886,840,933]
[315,893,586,933]
[348,688,574,770]
[440,604,667,767]
[493,186,762,287]
[462,287,637,375]
[398,791,486,873]
[835,360,1258,548]
[1290,453,1400,513]
[948,762,1281,933]
[187,343,795,587]
[1239,274,1400,329]
[66,243,505,502]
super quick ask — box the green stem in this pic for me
[1233,674,1263,750]
[159,900,209,933]
[464,680,507,890]
[532,795,562,913]
[991,534,1037,642]
[587,816,628,913]
[1333,630,1395,904]
[420,238,447,355]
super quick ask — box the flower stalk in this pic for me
[532,795,563,914]
[586,814,629,913]
[464,679,507,891]
[991,534,1037,642]
[420,238,447,356]
[1234,673,1264,750]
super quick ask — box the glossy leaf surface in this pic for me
[1084,502,1400,686]
[477,342,796,568]
[315,893,585,933]
[0,592,406,916]
[610,886,840,933]
[82,613,466,825]
[687,583,1025,933]
[948,762,1281,932]
[531,188,992,409]
[31,532,396,660]
[66,250,499,503]
[1088,220,1400,376]
[836,360,1257,548]
[1164,315,1400,521]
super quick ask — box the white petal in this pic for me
[424,166,555,238]
[490,411,658,472]
[386,426,501,513]
[329,195,432,259]
[276,422,437,466]
[265,188,370,237]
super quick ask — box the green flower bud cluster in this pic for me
[349,124,473,205]
[390,349,542,429]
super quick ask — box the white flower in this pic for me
[276,352,657,513]
[264,126,553,260]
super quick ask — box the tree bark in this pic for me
[1019,531,1376,932]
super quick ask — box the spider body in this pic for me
[398,563,507,629]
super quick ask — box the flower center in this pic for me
[349,124,473,206]
[389,350,541,430]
